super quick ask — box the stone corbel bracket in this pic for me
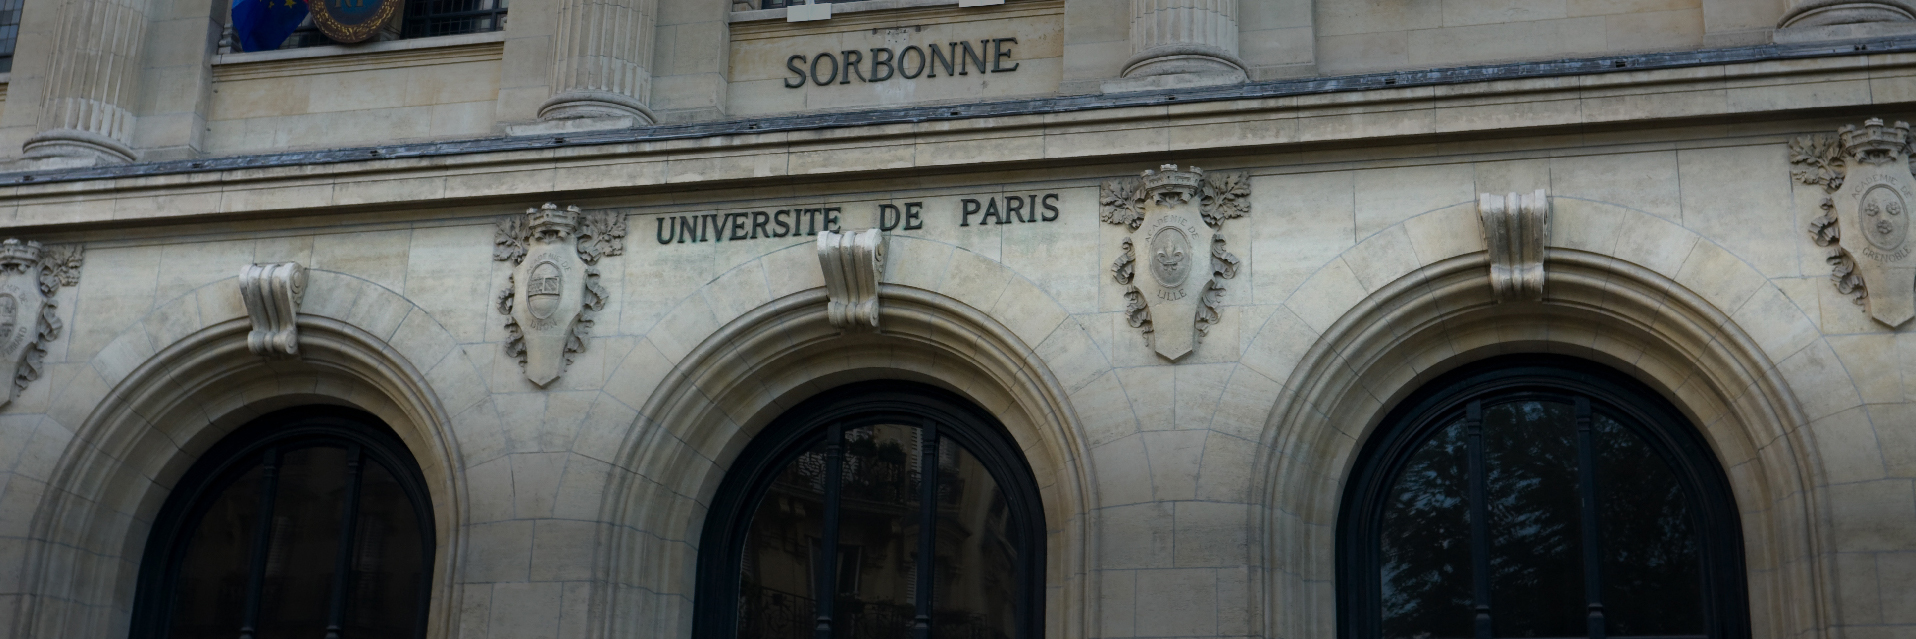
[0,239,82,409]
[1479,190,1551,303]
[818,229,887,332]
[239,262,307,359]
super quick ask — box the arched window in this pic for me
[695,382,1046,639]
[1339,357,1749,639]
[131,407,435,639]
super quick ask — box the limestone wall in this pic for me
[0,0,1839,163]
[0,97,1913,638]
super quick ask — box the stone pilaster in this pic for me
[539,0,657,126]
[1120,0,1246,86]
[24,0,149,164]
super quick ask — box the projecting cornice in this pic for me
[3,39,1916,230]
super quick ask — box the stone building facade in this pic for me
[0,0,1914,637]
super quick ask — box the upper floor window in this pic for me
[130,407,435,639]
[1339,357,1750,639]
[695,382,1046,639]
[0,0,21,71]
[230,0,506,53]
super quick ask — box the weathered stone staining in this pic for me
[1792,118,1916,327]
[1479,190,1551,303]
[495,203,628,385]
[238,262,307,359]
[817,228,887,332]
[0,239,80,409]
[1101,164,1246,361]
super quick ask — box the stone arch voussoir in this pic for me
[592,235,1108,639]
[1242,200,1834,639]
[14,270,471,639]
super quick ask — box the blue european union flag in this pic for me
[231,0,308,52]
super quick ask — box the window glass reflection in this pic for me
[1594,413,1704,637]
[1482,401,1585,638]
[1380,420,1472,639]
[932,435,1018,639]
[348,457,429,636]
[737,424,1022,639]
[257,445,350,639]
[155,437,432,639]
[740,438,830,639]
[169,462,264,639]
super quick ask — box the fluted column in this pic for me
[24,0,150,163]
[1123,0,1246,82]
[540,0,656,123]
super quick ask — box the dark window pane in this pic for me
[256,445,351,638]
[1482,400,1584,639]
[1594,413,1705,637]
[1380,420,1473,639]
[346,458,430,636]
[740,437,830,639]
[932,435,1018,639]
[167,461,264,639]
[835,425,919,639]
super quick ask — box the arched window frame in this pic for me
[129,407,437,639]
[693,381,1047,639]
[1337,356,1751,639]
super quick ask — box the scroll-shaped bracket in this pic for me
[239,262,307,359]
[818,228,887,331]
[1479,190,1551,303]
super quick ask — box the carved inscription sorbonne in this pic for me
[1101,165,1247,362]
[1789,118,1916,327]
[784,37,1020,88]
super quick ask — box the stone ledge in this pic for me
[211,31,506,83]
[2,36,1915,227]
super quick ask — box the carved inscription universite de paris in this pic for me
[784,38,1020,88]
[653,194,1061,244]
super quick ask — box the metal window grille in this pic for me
[0,0,22,72]
[401,0,507,38]
[232,0,507,52]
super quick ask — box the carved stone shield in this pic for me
[1830,121,1916,326]
[0,269,45,378]
[1130,185,1215,360]
[1102,164,1248,361]
[510,211,590,386]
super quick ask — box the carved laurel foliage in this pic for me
[1788,134,1846,192]
[38,244,83,293]
[577,211,628,264]
[1199,172,1251,227]
[493,215,529,263]
[1100,178,1145,230]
